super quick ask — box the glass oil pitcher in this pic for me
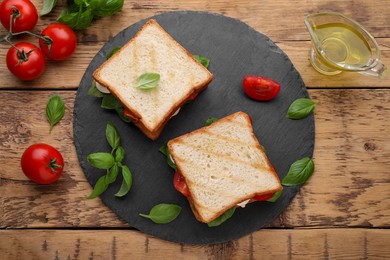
[304,12,387,78]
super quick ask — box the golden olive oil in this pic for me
[313,23,372,69]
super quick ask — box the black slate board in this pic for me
[73,11,315,244]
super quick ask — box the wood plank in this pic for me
[0,0,389,89]
[0,228,389,259]
[0,89,389,228]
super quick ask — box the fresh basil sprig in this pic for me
[282,157,314,186]
[193,55,210,68]
[207,207,235,227]
[286,98,317,119]
[52,0,124,30]
[136,73,160,90]
[87,82,132,123]
[139,204,181,224]
[46,94,65,133]
[87,123,132,199]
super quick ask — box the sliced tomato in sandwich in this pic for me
[173,170,190,197]
[252,193,275,201]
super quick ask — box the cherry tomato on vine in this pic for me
[0,0,38,32]
[39,23,77,61]
[243,75,281,101]
[6,42,46,81]
[21,143,64,184]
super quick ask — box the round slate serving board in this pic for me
[73,11,315,244]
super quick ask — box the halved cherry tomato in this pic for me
[21,143,64,184]
[243,75,281,101]
[253,193,275,201]
[6,42,46,81]
[39,23,77,61]
[173,170,190,197]
[0,0,38,32]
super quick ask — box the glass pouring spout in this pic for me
[304,12,387,78]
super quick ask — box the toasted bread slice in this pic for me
[93,19,213,140]
[167,111,282,223]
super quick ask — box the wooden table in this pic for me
[1,0,389,259]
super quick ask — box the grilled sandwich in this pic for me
[167,111,282,224]
[93,19,213,140]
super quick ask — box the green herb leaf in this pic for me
[87,152,115,169]
[159,143,176,170]
[40,0,58,16]
[106,123,120,150]
[207,207,236,227]
[136,73,160,90]
[115,146,125,163]
[115,165,132,197]
[266,189,283,202]
[193,55,210,68]
[139,204,181,224]
[87,81,106,97]
[89,0,124,17]
[87,175,108,199]
[101,95,120,109]
[57,7,94,30]
[106,46,121,59]
[204,117,219,126]
[105,164,119,184]
[46,94,65,133]
[286,98,316,119]
[282,157,315,186]
[114,106,132,123]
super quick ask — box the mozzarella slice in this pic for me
[95,81,110,94]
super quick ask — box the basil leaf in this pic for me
[115,146,125,163]
[106,46,121,59]
[207,207,236,227]
[87,175,108,199]
[101,94,120,109]
[139,204,181,224]
[282,157,315,186]
[286,98,316,119]
[40,0,58,16]
[159,143,176,170]
[136,73,160,90]
[105,164,118,184]
[115,165,132,197]
[114,106,132,123]
[57,7,94,30]
[87,152,115,169]
[46,94,65,133]
[89,0,124,17]
[87,81,106,97]
[204,117,218,126]
[106,123,120,150]
[193,55,210,68]
[266,189,283,202]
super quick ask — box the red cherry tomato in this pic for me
[253,193,275,201]
[173,170,190,197]
[6,42,46,81]
[0,0,38,32]
[243,75,281,101]
[39,23,77,61]
[21,143,64,184]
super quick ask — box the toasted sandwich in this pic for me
[93,19,213,140]
[167,111,283,224]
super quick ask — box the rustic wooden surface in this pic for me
[1,0,389,259]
